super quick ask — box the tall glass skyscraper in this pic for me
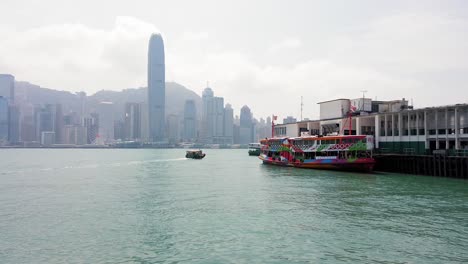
[183,100,197,141]
[148,33,165,142]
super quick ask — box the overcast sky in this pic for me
[0,0,467,120]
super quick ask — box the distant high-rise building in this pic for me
[35,105,55,144]
[96,102,115,143]
[41,131,55,146]
[0,97,8,144]
[8,104,20,144]
[283,116,297,124]
[223,104,234,144]
[0,74,14,103]
[201,86,230,144]
[140,102,149,141]
[240,105,253,144]
[266,117,272,138]
[84,113,99,144]
[213,97,224,141]
[124,103,141,140]
[166,114,180,144]
[20,103,35,142]
[148,33,165,142]
[77,91,87,121]
[63,126,86,145]
[201,87,214,142]
[54,104,64,144]
[113,120,125,141]
[233,124,240,144]
[183,100,197,141]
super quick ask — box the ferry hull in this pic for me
[259,156,375,172]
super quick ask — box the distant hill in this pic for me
[14,81,202,120]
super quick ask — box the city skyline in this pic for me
[1,1,467,119]
[0,71,273,146]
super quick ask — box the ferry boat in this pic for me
[259,135,375,172]
[185,149,206,159]
[248,143,261,156]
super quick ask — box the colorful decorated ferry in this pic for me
[259,135,375,172]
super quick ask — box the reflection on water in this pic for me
[0,149,467,263]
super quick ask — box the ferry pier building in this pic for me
[273,98,468,155]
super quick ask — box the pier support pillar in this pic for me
[375,115,380,149]
[356,117,361,135]
[455,107,460,150]
[424,110,429,150]
[435,110,440,150]
[446,108,449,150]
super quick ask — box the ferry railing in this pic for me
[403,148,416,155]
[451,149,468,157]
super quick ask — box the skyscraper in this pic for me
[201,87,214,142]
[166,114,180,144]
[201,86,230,144]
[148,33,165,142]
[124,102,141,140]
[240,105,253,144]
[8,104,19,144]
[35,105,55,144]
[96,102,115,143]
[84,113,99,144]
[0,74,14,103]
[223,104,234,144]
[183,99,197,141]
[0,97,8,144]
[140,102,149,141]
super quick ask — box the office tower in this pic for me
[283,116,297,124]
[124,103,141,140]
[41,131,55,146]
[84,113,99,144]
[140,102,149,141]
[96,102,115,143]
[266,116,272,134]
[213,97,224,142]
[8,104,20,144]
[35,105,55,144]
[201,87,214,142]
[63,125,86,145]
[223,104,234,144]
[113,120,125,141]
[233,115,240,144]
[0,97,8,144]
[183,100,197,141]
[77,91,87,121]
[166,114,180,143]
[201,86,228,143]
[20,103,35,142]
[148,33,165,142]
[54,104,64,144]
[0,74,14,103]
[240,105,253,144]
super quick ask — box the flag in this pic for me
[349,104,357,113]
[273,115,278,121]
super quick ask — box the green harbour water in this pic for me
[0,149,467,263]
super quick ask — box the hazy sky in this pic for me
[0,0,467,120]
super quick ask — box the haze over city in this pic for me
[1,0,467,119]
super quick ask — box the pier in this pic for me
[374,154,468,179]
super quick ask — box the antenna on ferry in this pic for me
[300,96,303,121]
[360,90,367,111]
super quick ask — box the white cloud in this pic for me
[268,38,303,53]
[0,12,467,120]
[0,16,158,92]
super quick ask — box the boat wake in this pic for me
[0,158,188,175]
